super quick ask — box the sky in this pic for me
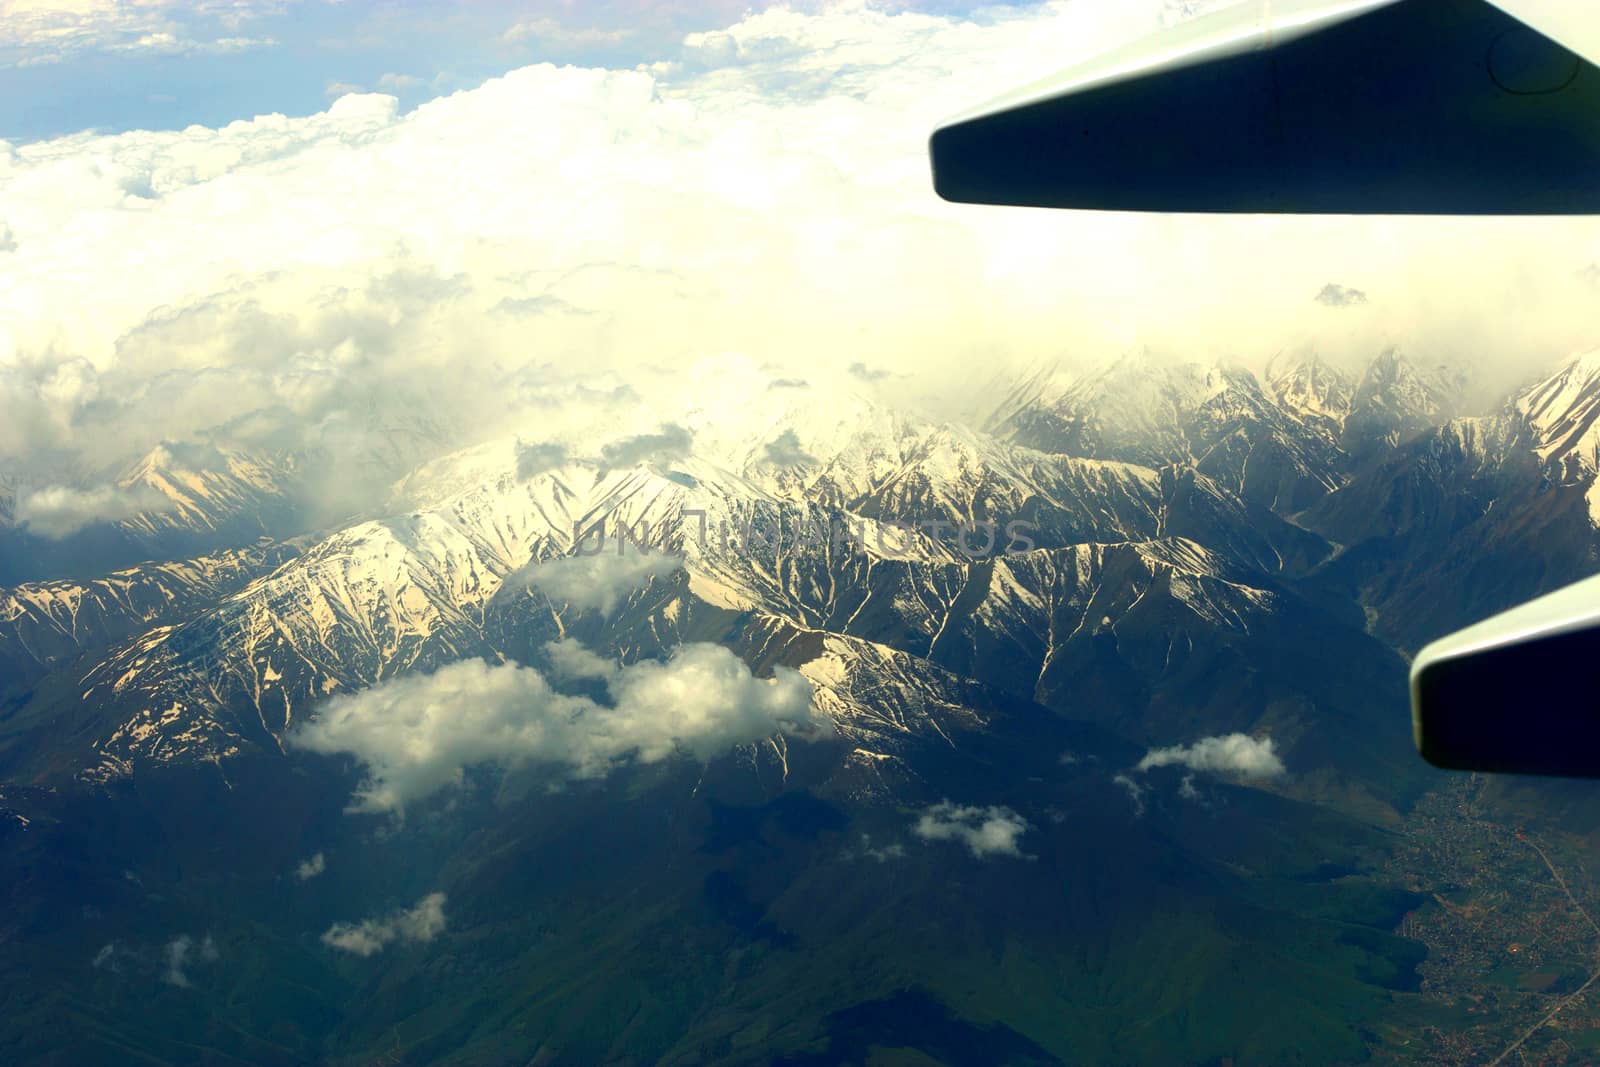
[0,0,1009,141]
[3,0,1599,508]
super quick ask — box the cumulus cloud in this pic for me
[543,638,618,682]
[289,643,827,813]
[599,423,694,470]
[854,833,905,862]
[294,852,326,881]
[162,933,218,988]
[763,428,814,467]
[1315,283,1369,308]
[515,440,568,480]
[912,801,1030,859]
[522,549,681,613]
[322,892,446,956]
[15,483,173,538]
[1136,733,1286,779]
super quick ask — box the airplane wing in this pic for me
[930,0,1600,214]
[1412,572,1600,776]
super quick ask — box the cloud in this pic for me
[912,801,1030,859]
[162,933,217,988]
[543,638,617,682]
[1314,283,1368,308]
[762,428,814,467]
[294,852,326,881]
[853,833,905,862]
[503,16,633,48]
[322,892,446,956]
[515,440,568,479]
[15,483,173,538]
[1112,773,1147,817]
[599,423,693,470]
[0,0,281,69]
[1136,733,1286,779]
[376,72,425,92]
[847,362,891,382]
[522,550,681,614]
[288,643,826,813]
[2,0,1598,500]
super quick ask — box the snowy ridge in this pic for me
[0,541,300,682]
[10,349,1576,785]
[1514,348,1600,524]
[1265,352,1354,431]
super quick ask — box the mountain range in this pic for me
[4,345,1600,1065]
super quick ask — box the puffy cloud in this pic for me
[855,833,905,862]
[15,483,172,538]
[522,549,682,614]
[322,892,446,956]
[543,638,618,682]
[912,800,1030,859]
[762,428,814,467]
[162,933,218,988]
[294,852,326,881]
[1136,733,1286,779]
[288,642,826,813]
[599,423,694,470]
[1315,283,1368,308]
[515,440,568,479]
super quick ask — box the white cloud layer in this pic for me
[4,1,1595,499]
[288,642,826,813]
[1136,733,1285,779]
[322,892,447,956]
[912,800,1030,858]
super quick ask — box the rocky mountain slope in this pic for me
[5,347,1600,1065]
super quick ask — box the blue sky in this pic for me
[0,1,1014,142]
